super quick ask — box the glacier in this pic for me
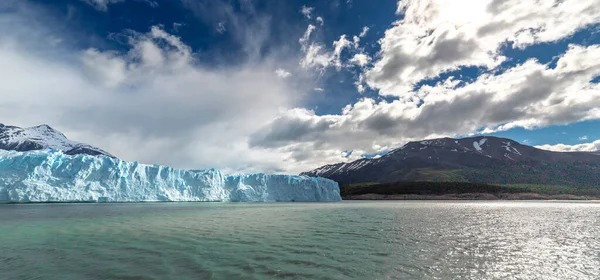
[0,150,341,203]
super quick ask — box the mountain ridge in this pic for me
[0,123,113,157]
[301,136,600,187]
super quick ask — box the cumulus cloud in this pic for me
[536,140,600,152]
[0,3,313,174]
[252,44,600,164]
[579,136,589,141]
[264,0,600,170]
[350,53,371,67]
[363,0,600,96]
[4,0,600,175]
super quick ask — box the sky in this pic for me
[0,0,599,174]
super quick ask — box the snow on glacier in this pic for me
[0,150,341,202]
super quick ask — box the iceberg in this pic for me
[0,150,341,203]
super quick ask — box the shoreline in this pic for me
[344,193,600,201]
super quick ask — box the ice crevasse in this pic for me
[0,150,341,202]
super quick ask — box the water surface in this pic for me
[1,201,599,279]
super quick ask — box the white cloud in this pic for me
[536,140,600,152]
[331,35,352,69]
[5,0,600,175]
[0,4,313,174]
[252,44,600,169]
[352,35,360,48]
[350,53,371,67]
[314,87,324,92]
[299,24,316,50]
[359,26,369,37]
[356,84,365,93]
[316,16,324,26]
[81,49,128,87]
[350,27,369,48]
[364,0,600,96]
[253,0,600,171]
[300,44,331,71]
[300,6,314,19]
[579,136,589,141]
[275,68,291,78]
[299,26,365,71]
[299,25,332,70]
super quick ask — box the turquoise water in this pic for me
[1,201,599,279]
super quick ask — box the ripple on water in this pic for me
[0,201,600,279]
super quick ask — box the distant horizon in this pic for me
[1,0,599,174]
[2,122,598,177]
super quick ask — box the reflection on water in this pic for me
[1,201,599,279]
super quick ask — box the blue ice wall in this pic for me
[0,150,341,202]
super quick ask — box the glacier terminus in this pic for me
[0,150,341,203]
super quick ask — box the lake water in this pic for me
[1,201,599,279]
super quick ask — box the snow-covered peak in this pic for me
[2,124,71,149]
[310,162,344,176]
[0,123,112,157]
[302,135,600,183]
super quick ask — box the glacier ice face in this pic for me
[0,150,341,203]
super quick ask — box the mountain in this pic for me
[0,123,341,203]
[0,149,341,203]
[301,136,600,187]
[0,123,112,157]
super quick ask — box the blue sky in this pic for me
[0,0,599,173]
